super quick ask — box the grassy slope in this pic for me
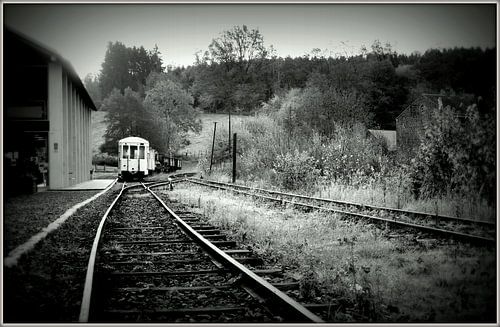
[181,113,250,157]
[92,111,249,156]
[92,111,249,170]
[91,111,107,154]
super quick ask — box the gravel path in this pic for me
[4,184,122,322]
[4,191,100,254]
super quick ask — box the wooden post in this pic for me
[232,133,237,183]
[210,122,217,173]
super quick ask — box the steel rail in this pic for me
[188,179,495,245]
[79,182,126,322]
[144,184,324,323]
[189,178,495,227]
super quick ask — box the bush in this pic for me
[272,149,319,190]
[322,123,387,185]
[92,153,118,167]
[409,100,496,204]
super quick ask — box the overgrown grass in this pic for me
[198,111,495,222]
[168,183,496,323]
[312,181,496,221]
[181,113,251,158]
[206,170,495,222]
[91,111,107,154]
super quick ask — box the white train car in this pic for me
[118,136,150,181]
[147,148,157,174]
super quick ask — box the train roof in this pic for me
[118,136,150,145]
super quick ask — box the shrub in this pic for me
[322,123,387,185]
[272,149,319,190]
[409,100,495,204]
[92,153,118,167]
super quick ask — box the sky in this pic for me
[4,3,497,79]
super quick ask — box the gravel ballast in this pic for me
[4,184,122,322]
[4,191,100,254]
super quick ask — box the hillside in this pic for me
[91,111,250,157]
[91,111,107,154]
[181,113,250,157]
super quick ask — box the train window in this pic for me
[122,145,129,158]
[139,146,145,159]
[130,145,137,159]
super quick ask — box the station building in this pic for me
[4,28,97,194]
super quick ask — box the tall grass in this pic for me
[199,111,495,221]
[313,180,495,221]
[168,184,496,322]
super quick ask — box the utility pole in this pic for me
[209,122,217,173]
[232,133,237,183]
[228,108,232,156]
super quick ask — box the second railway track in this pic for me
[187,178,495,245]
[79,181,324,323]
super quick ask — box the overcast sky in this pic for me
[4,3,497,79]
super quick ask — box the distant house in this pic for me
[367,129,397,151]
[395,93,472,155]
[4,28,97,193]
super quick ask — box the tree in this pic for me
[360,58,409,129]
[129,45,165,96]
[99,42,132,99]
[99,87,151,154]
[208,25,268,75]
[144,78,201,153]
[409,98,495,204]
[83,73,102,109]
[99,42,164,99]
[192,25,271,112]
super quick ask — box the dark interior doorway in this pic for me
[4,132,48,195]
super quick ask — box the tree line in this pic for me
[86,25,495,152]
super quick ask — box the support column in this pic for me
[79,98,84,182]
[70,87,76,185]
[48,62,64,189]
[76,96,81,183]
[62,73,68,187]
[65,75,71,187]
[86,107,91,179]
[83,106,87,180]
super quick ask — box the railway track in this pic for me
[187,178,495,246]
[79,181,324,323]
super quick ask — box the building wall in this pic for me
[48,62,93,188]
[396,97,435,155]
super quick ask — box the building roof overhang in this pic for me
[4,27,98,111]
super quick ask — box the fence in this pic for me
[93,164,118,173]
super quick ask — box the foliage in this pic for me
[321,124,387,185]
[265,86,373,138]
[208,25,268,73]
[99,41,164,99]
[83,73,102,109]
[93,29,495,131]
[360,59,409,129]
[272,150,320,191]
[99,88,152,154]
[190,25,271,113]
[409,98,496,204]
[144,77,201,153]
[92,153,117,166]
[90,28,495,208]
[416,48,496,101]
